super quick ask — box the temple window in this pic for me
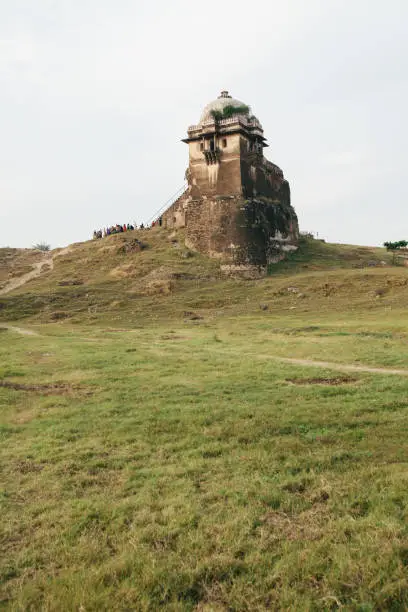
[200,142,204,151]
[222,138,227,148]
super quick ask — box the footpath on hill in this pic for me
[0,255,54,295]
[0,246,73,296]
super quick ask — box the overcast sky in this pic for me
[1,0,407,248]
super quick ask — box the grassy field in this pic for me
[1,233,408,610]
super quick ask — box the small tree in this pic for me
[383,240,407,250]
[33,242,51,252]
[383,240,408,264]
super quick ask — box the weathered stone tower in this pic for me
[162,91,298,270]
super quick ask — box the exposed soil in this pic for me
[0,380,92,395]
[275,357,408,376]
[0,325,39,336]
[183,311,204,320]
[0,245,73,296]
[286,376,357,385]
[0,256,54,295]
[14,460,44,474]
[161,334,191,340]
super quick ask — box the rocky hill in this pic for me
[0,229,405,325]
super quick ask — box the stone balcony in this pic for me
[187,114,263,136]
[203,149,221,165]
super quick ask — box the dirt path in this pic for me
[0,245,73,296]
[273,356,408,376]
[53,245,73,259]
[0,324,39,336]
[213,347,408,377]
[0,255,54,296]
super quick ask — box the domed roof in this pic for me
[199,90,249,123]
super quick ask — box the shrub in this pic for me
[210,105,250,121]
[33,243,51,252]
[222,104,250,118]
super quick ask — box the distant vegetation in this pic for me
[383,240,408,264]
[32,242,51,252]
[383,240,408,251]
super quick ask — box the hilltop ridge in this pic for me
[0,229,405,325]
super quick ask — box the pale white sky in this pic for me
[0,0,407,248]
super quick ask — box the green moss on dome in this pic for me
[210,104,250,121]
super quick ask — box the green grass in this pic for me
[2,313,408,610]
[1,233,408,609]
[268,236,393,274]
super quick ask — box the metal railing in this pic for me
[146,183,188,225]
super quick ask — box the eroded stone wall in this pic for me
[167,195,298,265]
[162,121,298,268]
[184,197,244,258]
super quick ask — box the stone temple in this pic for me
[162,91,299,270]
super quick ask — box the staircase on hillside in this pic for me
[147,184,188,226]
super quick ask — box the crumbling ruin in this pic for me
[162,91,298,272]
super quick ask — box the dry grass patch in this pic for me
[261,503,330,542]
[109,264,135,279]
[143,279,174,295]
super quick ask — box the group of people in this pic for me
[92,218,163,240]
